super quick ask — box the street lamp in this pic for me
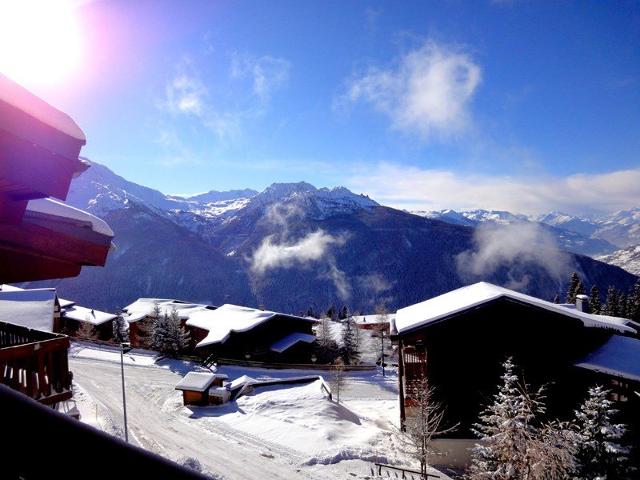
[120,341,132,442]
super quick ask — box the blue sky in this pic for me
[5,0,640,214]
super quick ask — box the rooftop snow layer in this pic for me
[187,304,314,348]
[62,304,117,325]
[0,72,86,143]
[395,282,637,335]
[352,314,395,325]
[270,332,316,353]
[175,372,217,392]
[123,298,215,323]
[0,288,56,332]
[574,335,640,383]
[26,197,114,237]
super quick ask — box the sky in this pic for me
[1,0,639,215]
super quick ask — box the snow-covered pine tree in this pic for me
[340,316,359,365]
[588,285,602,315]
[315,315,338,363]
[566,272,584,304]
[467,357,547,480]
[165,307,190,356]
[604,286,620,317]
[112,313,129,343]
[574,385,631,480]
[151,311,172,353]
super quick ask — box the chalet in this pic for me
[122,298,217,348]
[0,284,117,340]
[352,313,395,331]
[394,282,640,465]
[186,304,317,362]
[0,74,209,479]
[175,372,229,406]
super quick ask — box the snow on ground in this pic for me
[70,342,449,479]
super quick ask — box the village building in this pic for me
[393,281,640,465]
[351,313,395,331]
[186,304,317,362]
[175,372,229,406]
[122,298,217,348]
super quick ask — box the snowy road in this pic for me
[70,357,322,480]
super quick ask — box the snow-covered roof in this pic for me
[0,288,57,332]
[270,332,316,353]
[0,72,86,143]
[175,372,218,392]
[123,298,215,323]
[62,304,117,326]
[187,304,314,348]
[58,298,76,309]
[395,282,637,335]
[575,335,640,383]
[26,197,114,237]
[352,314,395,325]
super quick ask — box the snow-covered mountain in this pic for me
[43,160,636,313]
[414,209,618,257]
[597,244,640,276]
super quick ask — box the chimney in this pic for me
[575,294,589,313]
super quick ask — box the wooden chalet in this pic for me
[0,74,113,405]
[175,372,228,406]
[185,304,317,362]
[0,74,113,282]
[393,282,640,465]
[122,298,217,348]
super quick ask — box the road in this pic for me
[70,357,323,480]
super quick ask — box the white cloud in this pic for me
[165,73,207,116]
[456,222,571,289]
[250,230,346,274]
[160,53,290,142]
[231,54,291,102]
[342,40,481,139]
[250,202,351,298]
[348,163,640,215]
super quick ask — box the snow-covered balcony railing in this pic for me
[0,321,72,404]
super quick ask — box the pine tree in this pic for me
[604,286,620,317]
[468,358,546,479]
[628,281,640,322]
[588,286,602,315]
[574,386,630,480]
[339,305,349,320]
[151,312,172,353]
[566,272,584,304]
[340,316,359,365]
[618,292,628,319]
[112,314,129,343]
[166,307,190,356]
[316,316,338,363]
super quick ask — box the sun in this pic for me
[0,0,83,87]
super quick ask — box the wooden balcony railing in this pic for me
[0,321,72,404]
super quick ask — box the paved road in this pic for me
[70,357,323,480]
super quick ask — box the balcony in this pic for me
[0,320,72,404]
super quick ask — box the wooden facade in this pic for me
[0,321,72,404]
[194,314,316,363]
[396,297,640,435]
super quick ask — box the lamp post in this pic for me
[120,342,132,442]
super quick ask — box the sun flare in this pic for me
[0,0,83,87]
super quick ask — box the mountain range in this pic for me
[27,160,639,314]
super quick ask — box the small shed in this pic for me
[175,372,227,406]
